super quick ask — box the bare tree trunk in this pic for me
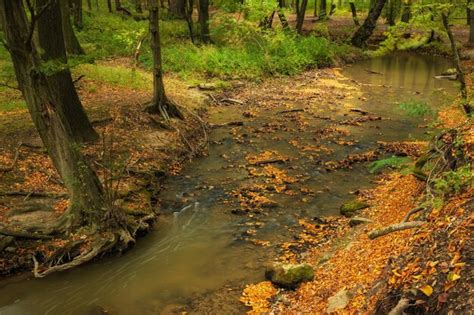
[350,2,360,26]
[170,0,186,18]
[319,0,327,20]
[351,0,387,47]
[115,0,122,9]
[387,0,396,26]
[86,0,92,10]
[60,0,85,55]
[184,0,195,43]
[470,8,474,43]
[0,0,103,229]
[314,0,318,17]
[107,0,113,12]
[71,0,83,30]
[296,0,308,34]
[147,0,184,119]
[198,0,211,43]
[442,13,473,115]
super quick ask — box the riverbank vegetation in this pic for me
[0,0,473,313]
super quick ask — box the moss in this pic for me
[340,200,369,216]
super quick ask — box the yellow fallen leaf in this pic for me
[419,285,433,296]
[447,272,461,282]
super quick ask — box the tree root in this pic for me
[368,221,425,239]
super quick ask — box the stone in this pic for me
[349,216,373,227]
[340,200,369,216]
[327,289,352,313]
[198,83,217,90]
[265,263,314,289]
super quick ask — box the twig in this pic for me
[72,74,85,85]
[402,206,425,222]
[368,221,425,239]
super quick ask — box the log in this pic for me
[368,221,424,239]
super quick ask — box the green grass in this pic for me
[75,64,152,90]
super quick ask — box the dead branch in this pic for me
[388,298,412,315]
[72,74,85,85]
[368,221,425,239]
[0,191,68,198]
[402,206,425,222]
[277,109,305,114]
[209,121,244,128]
[221,98,244,105]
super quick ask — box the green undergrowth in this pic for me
[369,156,413,174]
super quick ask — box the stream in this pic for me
[0,53,456,314]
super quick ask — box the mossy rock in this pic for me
[265,263,314,289]
[340,200,369,216]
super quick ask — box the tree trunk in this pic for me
[296,0,308,34]
[400,0,411,23]
[115,0,122,9]
[107,0,113,12]
[0,0,104,229]
[71,0,83,30]
[442,13,473,115]
[468,0,472,25]
[387,0,396,26]
[470,8,474,43]
[170,0,186,18]
[350,2,360,26]
[136,0,143,12]
[313,0,318,17]
[319,0,327,20]
[351,0,387,47]
[86,0,92,10]
[198,0,211,43]
[147,0,184,119]
[59,0,85,55]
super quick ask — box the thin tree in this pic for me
[199,0,211,43]
[401,0,411,23]
[184,0,195,43]
[71,0,83,30]
[349,1,360,26]
[107,0,113,12]
[0,0,149,277]
[351,0,388,47]
[147,0,184,119]
[295,0,309,34]
[442,12,473,114]
[319,0,327,20]
[60,0,85,55]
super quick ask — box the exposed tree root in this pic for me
[368,221,425,239]
[146,99,185,121]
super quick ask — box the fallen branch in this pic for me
[277,108,305,114]
[0,191,68,198]
[368,221,425,239]
[210,121,244,128]
[72,74,85,85]
[388,298,412,315]
[221,98,244,105]
[402,206,425,222]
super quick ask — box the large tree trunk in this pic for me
[37,3,97,143]
[147,0,184,119]
[59,0,85,55]
[295,0,308,34]
[198,0,211,43]
[351,0,387,47]
[0,0,103,229]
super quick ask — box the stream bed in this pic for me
[0,53,456,314]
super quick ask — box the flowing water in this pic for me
[0,53,456,314]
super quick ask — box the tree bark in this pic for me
[442,12,473,114]
[36,3,97,143]
[198,0,211,43]
[351,0,387,48]
[147,0,184,119]
[0,0,104,229]
[59,0,85,55]
[115,0,122,10]
[296,0,308,34]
